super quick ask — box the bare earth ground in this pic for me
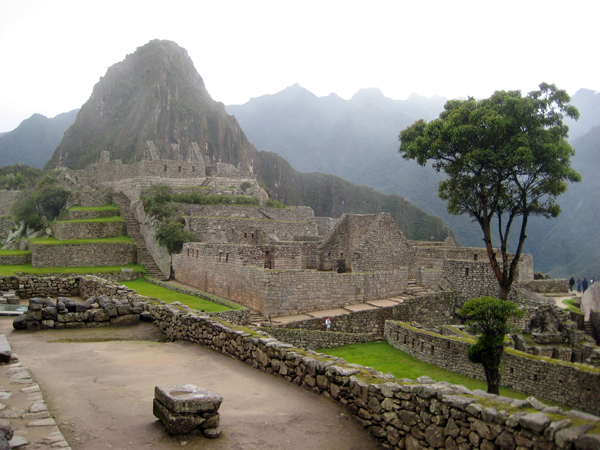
[0,317,379,450]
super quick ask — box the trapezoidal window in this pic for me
[465,267,469,277]
[219,252,222,262]
[192,166,195,172]
[164,165,168,172]
[178,166,182,173]
[225,253,229,263]
[474,254,478,261]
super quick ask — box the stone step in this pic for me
[114,193,168,281]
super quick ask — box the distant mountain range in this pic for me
[2,40,598,277]
[0,110,78,168]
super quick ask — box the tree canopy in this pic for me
[399,83,580,300]
[460,296,523,394]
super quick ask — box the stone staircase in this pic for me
[407,279,429,296]
[114,193,168,281]
[584,321,597,343]
[249,309,268,327]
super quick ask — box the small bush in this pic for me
[240,181,252,191]
[156,219,197,253]
[266,199,286,208]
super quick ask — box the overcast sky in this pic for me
[1,0,598,132]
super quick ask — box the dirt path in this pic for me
[0,318,378,450]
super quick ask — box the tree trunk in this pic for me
[483,365,501,395]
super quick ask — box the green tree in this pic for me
[399,83,580,300]
[460,297,524,394]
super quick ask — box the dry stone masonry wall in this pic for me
[384,321,600,415]
[51,221,126,240]
[30,242,136,268]
[149,302,600,449]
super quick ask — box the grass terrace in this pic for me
[0,250,31,256]
[0,263,146,277]
[318,341,566,407]
[121,278,234,313]
[53,216,125,224]
[28,236,134,245]
[68,205,120,211]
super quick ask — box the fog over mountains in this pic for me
[227,85,600,279]
[1,42,598,278]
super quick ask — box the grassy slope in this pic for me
[318,341,564,406]
[0,263,146,276]
[121,278,233,312]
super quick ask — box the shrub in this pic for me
[156,219,197,253]
[240,181,252,191]
[266,199,286,208]
[35,185,69,220]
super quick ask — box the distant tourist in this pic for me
[569,276,575,291]
[577,277,582,293]
[583,278,588,293]
[325,317,331,331]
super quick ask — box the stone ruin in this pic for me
[153,384,222,437]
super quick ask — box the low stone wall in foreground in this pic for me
[149,302,600,449]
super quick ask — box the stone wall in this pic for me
[522,279,570,293]
[31,242,136,268]
[0,190,21,216]
[148,303,600,447]
[174,204,314,222]
[258,327,374,351]
[51,221,126,240]
[65,208,120,220]
[0,252,31,265]
[384,321,600,415]
[271,292,461,337]
[186,216,319,243]
[0,216,15,239]
[67,190,113,208]
[173,242,409,316]
[591,309,600,345]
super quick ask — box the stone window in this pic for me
[430,345,434,356]
[196,250,199,258]
[465,267,469,277]
[244,233,247,238]
[225,253,229,263]
[178,166,182,173]
[219,252,222,262]
[404,334,407,344]
[192,166,195,172]
[164,165,167,172]
[474,254,478,261]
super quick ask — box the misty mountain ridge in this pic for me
[41,39,451,242]
[0,110,78,169]
[227,84,600,279]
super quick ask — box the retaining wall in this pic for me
[0,253,31,265]
[174,242,409,316]
[148,302,600,448]
[30,242,136,268]
[522,279,570,293]
[258,327,374,351]
[65,209,120,220]
[51,221,126,240]
[174,204,314,222]
[384,321,600,415]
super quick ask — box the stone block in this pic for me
[155,385,223,414]
[0,336,11,363]
[153,399,207,434]
[110,314,139,327]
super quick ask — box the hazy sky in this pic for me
[1,0,598,132]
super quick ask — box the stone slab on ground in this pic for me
[343,304,377,312]
[366,299,399,307]
[306,308,349,319]
[270,314,314,324]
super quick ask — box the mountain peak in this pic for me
[46,40,257,170]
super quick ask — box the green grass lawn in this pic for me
[318,341,565,406]
[68,205,119,211]
[0,250,31,256]
[0,263,146,277]
[53,216,124,224]
[121,278,235,313]
[28,236,134,245]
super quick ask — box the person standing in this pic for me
[583,278,588,293]
[577,277,582,293]
[325,317,331,331]
[569,276,575,292]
